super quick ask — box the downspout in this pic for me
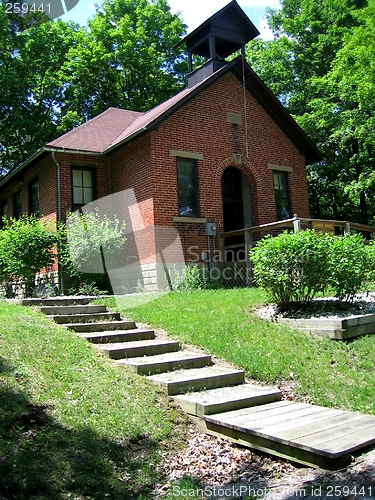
[51,151,61,224]
[51,151,64,292]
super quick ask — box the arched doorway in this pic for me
[221,166,252,261]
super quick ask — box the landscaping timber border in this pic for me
[277,313,375,340]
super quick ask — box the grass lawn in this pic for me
[98,288,375,416]
[2,288,375,499]
[0,300,190,499]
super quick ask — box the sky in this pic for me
[60,0,280,40]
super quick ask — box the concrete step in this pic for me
[19,297,91,307]
[147,366,245,396]
[98,339,181,360]
[79,328,155,344]
[173,383,282,417]
[117,351,212,375]
[65,320,136,333]
[47,312,121,324]
[38,304,108,316]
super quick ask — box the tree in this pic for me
[0,0,188,176]
[58,210,127,294]
[60,0,188,118]
[247,0,375,224]
[0,5,82,175]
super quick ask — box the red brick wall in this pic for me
[147,70,310,261]
[109,135,156,261]
[0,69,311,270]
[0,152,110,226]
[0,152,57,224]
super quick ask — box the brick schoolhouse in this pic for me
[0,1,321,291]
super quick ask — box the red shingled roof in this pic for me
[42,58,322,164]
[47,107,143,153]
[47,84,201,154]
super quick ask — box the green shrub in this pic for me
[250,230,372,309]
[365,241,375,287]
[250,229,330,310]
[58,210,126,294]
[0,215,57,297]
[328,233,368,300]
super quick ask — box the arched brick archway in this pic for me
[215,157,261,230]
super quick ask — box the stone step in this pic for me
[173,383,282,417]
[47,312,121,324]
[79,328,155,344]
[65,320,136,333]
[98,339,181,360]
[18,297,92,307]
[38,304,108,316]
[147,366,245,396]
[117,351,212,375]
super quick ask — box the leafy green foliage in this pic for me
[169,264,209,291]
[58,210,127,293]
[1,0,188,175]
[0,8,82,174]
[247,0,375,225]
[62,0,188,118]
[328,233,368,300]
[0,215,57,297]
[250,230,330,310]
[250,230,370,308]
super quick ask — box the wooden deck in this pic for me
[204,401,375,469]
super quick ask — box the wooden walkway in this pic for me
[204,401,375,470]
[24,296,375,470]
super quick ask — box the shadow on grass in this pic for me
[0,358,159,500]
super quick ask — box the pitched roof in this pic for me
[2,55,322,190]
[104,58,322,165]
[47,107,143,153]
[105,85,199,152]
[43,58,323,164]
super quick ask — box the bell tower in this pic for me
[175,0,260,87]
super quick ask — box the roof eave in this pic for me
[0,146,104,189]
[0,147,47,188]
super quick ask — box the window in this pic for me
[13,190,22,220]
[177,158,198,217]
[29,178,40,217]
[273,171,291,220]
[0,199,7,228]
[72,168,95,210]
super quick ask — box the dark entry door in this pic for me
[222,167,244,260]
